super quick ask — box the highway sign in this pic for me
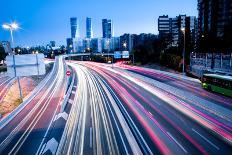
[6,54,45,77]
[114,51,121,59]
[66,70,71,76]
[122,51,129,58]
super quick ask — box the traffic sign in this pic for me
[66,70,71,76]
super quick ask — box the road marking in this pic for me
[90,127,93,148]
[54,112,68,121]
[167,132,188,154]
[151,98,161,105]
[68,99,74,104]
[42,138,58,155]
[100,77,152,154]
[192,128,220,150]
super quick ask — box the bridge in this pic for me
[65,53,114,57]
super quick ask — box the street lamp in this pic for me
[2,22,22,100]
[181,28,185,75]
[106,39,110,62]
[2,22,19,49]
[123,42,127,50]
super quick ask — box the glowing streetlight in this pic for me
[2,24,11,29]
[181,28,185,75]
[3,22,22,100]
[2,22,19,48]
[123,42,127,49]
[11,22,19,29]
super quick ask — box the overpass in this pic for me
[64,52,134,63]
[65,53,114,57]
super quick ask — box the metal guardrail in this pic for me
[65,53,115,57]
[190,53,232,77]
[0,59,57,129]
[60,69,75,112]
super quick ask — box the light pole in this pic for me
[2,22,22,100]
[106,39,110,62]
[2,22,19,53]
[122,42,127,65]
[181,28,186,75]
[123,42,127,50]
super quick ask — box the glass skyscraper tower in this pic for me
[102,19,113,38]
[70,17,79,38]
[86,17,93,38]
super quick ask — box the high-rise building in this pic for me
[91,38,102,53]
[83,38,91,52]
[102,19,113,38]
[110,37,120,51]
[86,17,93,39]
[170,17,179,46]
[70,17,79,38]
[102,38,111,51]
[158,15,197,51]
[198,0,232,51]
[74,38,84,53]
[158,15,171,38]
[186,16,198,51]
[66,38,73,53]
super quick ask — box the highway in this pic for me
[59,61,232,155]
[0,59,231,155]
[0,56,73,155]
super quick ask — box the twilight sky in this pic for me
[0,0,198,46]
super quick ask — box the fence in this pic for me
[190,52,232,77]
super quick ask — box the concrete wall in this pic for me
[190,53,232,77]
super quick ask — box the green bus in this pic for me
[202,74,232,97]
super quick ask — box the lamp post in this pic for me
[2,22,22,100]
[2,22,19,53]
[181,28,186,75]
[106,39,110,62]
[122,42,127,64]
[123,42,127,50]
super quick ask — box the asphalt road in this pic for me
[0,76,14,103]
[0,57,70,155]
[0,59,231,155]
[62,61,232,155]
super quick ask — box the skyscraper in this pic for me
[198,0,232,51]
[158,15,171,38]
[86,17,93,39]
[102,19,113,38]
[70,17,79,38]
[158,15,197,51]
[66,38,73,53]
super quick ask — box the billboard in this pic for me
[6,54,45,77]
[114,51,121,59]
[122,51,129,58]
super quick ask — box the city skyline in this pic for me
[0,0,197,46]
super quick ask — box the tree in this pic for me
[0,44,7,64]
